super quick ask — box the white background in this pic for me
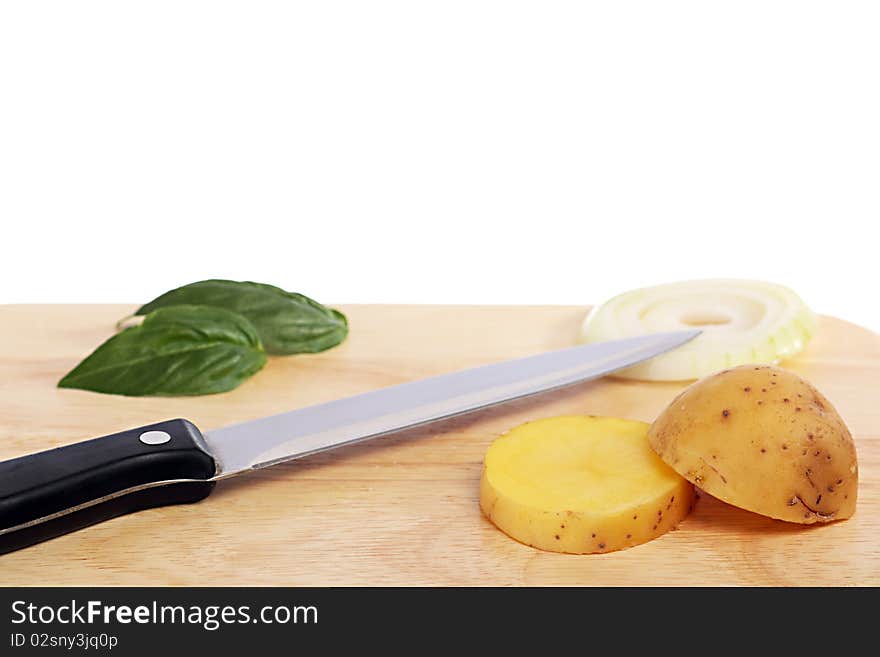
[1,2,877,331]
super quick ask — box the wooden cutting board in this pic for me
[0,304,877,586]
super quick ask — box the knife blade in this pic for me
[0,329,698,553]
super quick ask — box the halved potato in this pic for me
[480,416,695,553]
[648,365,858,523]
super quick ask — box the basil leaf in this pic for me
[134,279,348,355]
[59,305,267,396]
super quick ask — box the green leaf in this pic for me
[59,305,267,396]
[134,279,348,355]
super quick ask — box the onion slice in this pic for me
[580,280,817,381]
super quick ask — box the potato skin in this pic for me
[648,365,858,524]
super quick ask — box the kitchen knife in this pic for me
[0,330,698,553]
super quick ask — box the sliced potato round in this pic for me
[480,416,695,554]
[648,365,858,523]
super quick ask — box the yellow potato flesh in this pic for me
[648,365,858,524]
[480,416,695,554]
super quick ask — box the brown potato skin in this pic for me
[648,365,858,524]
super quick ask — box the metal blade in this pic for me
[205,330,699,478]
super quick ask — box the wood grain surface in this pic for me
[0,304,877,586]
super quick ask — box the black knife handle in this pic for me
[0,418,216,554]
